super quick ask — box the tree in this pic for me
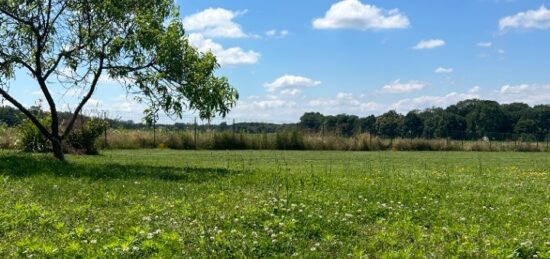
[0,0,238,161]
[359,115,376,135]
[400,111,423,138]
[375,110,402,139]
[299,112,324,133]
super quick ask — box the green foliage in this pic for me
[15,117,108,155]
[67,119,108,155]
[1,0,238,160]
[0,150,548,257]
[16,117,52,153]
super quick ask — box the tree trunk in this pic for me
[51,137,66,162]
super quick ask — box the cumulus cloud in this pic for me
[231,92,380,122]
[308,93,380,113]
[182,8,248,38]
[435,67,454,73]
[381,80,426,94]
[499,6,550,31]
[188,33,260,66]
[389,91,480,113]
[468,86,481,94]
[497,84,550,104]
[312,0,410,30]
[264,75,321,92]
[413,39,446,50]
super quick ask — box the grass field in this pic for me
[0,150,548,258]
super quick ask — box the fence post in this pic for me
[153,115,156,147]
[194,117,198,149]
[103,111,108,148]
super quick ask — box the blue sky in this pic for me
[3,0,550,122]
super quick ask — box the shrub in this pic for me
[16,117,51,152]
[0,123,13,149]
[67,118,108,155]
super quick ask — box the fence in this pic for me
[1,109,549,152]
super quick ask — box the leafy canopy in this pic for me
[0,0,238,127]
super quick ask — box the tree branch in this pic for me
[0,87,52,140]
[43,45,84,79]
[0,7,34,28]
[102,61,156,72]
[62,56,105,139]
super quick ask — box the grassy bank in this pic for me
[0,150,548,257]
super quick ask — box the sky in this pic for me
[3,0,550,123]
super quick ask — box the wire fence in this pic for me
[1,108,549,152]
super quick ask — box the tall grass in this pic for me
[98,129,548,152]
[0,126,15,149]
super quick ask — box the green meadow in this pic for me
[0,150,548,258]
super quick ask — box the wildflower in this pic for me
[142,216,151,222]
[90,239,97,244]
[310,247,317,251]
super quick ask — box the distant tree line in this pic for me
[2,99,549,140]
[300,100,549,140]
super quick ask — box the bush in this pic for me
[0,123,13,149]
[15,116,108,155]
[67,118,108,155]
[16,117,51,152]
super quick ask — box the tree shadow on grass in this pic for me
[0,154,235,183]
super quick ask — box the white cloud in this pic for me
[231,91,380,122]
[499,6,550,31]
[264,75,321,92]
[381,79,426,94]
[309,93,380,113]
[499,84,529,94]
[435,67,454,73]
[312,0,410,30]
[265,29,289,38]
[389,91,480,113]
[188,33,260,66]
[497,84,550,104]
[468,86,481,94]
[182,8,247,38]
[478,41,493,47]
[280,88,302,96]
[413,39,446,50]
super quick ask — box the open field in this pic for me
[0,150,549,257]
